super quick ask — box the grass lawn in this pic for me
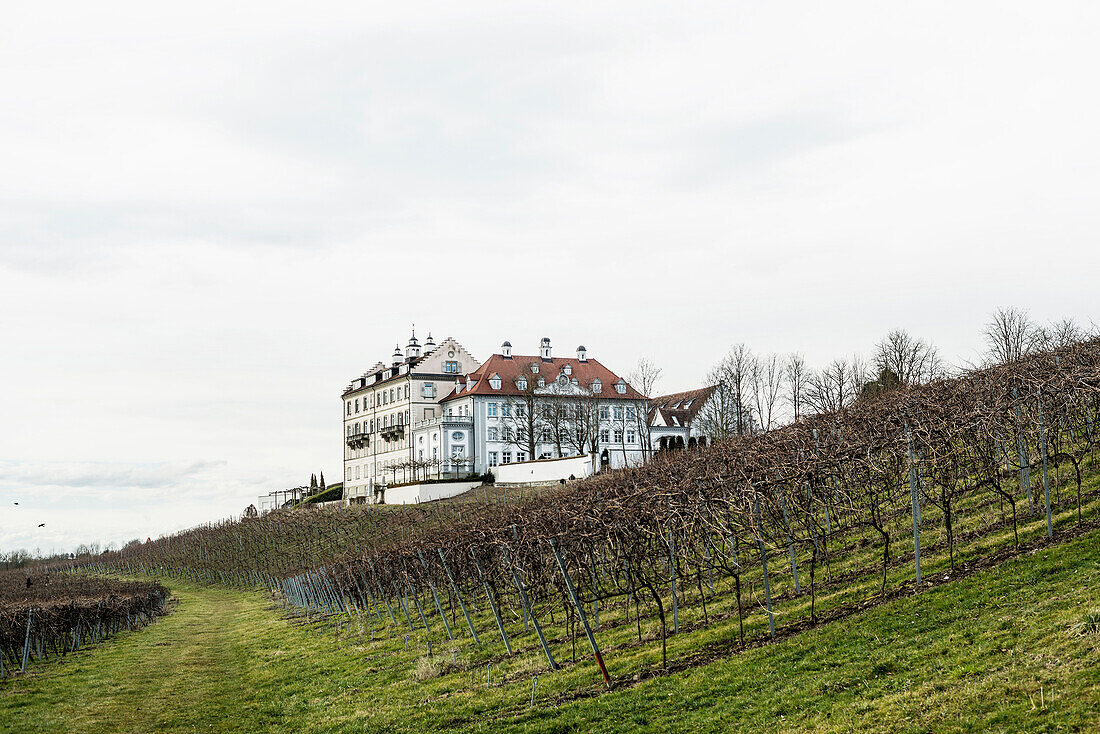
[2,525,1098,733]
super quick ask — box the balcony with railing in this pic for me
[380,424,407,442]
[413,414,474,430]
[345,432,370,449]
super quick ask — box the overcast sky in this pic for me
[2,2,1098,554]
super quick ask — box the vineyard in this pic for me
[53,341,1100,691]
[49,338,1098,700]
[0,572,169,679]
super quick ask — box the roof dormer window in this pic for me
[615,380,627,394]
[591,379,602,393]
[529,363,539,374]
[489,375,502,389]
[517,378,528,390]
[563,365,572,375]
[537,377,545,388]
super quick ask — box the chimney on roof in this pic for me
[576,345,587,362]
[392,344,402,366]
[501,340,512,359]
[406,328,421,360]
[540,337,552,361]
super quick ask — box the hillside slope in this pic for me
[3,528,1097,733]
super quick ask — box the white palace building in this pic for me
[341,333,651,503]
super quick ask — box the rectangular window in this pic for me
[516,404,526,418]
[488,427,498,441]
[501,403,512,417]
[390,388,395,402]
[613,406,624,420]
[517,452,526,463]
[354,399,359,412]
[626,407,635,420]
[614,430,623,443]
[346,402,352,415]
[599,407,610,420]
[422,382,436,398]
[487,403,498,417]
[444,360,458,373]
[627,429,636,443]
[600,429,610,443]
[502,451,512,464]
[488,452,499,467]
[540,429,550,442]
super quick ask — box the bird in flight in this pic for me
[38,523,45,527]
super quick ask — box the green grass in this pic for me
[3,524,1098,733]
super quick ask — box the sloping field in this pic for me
[1,527,1097,733]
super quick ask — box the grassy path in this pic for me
[2,530,1099,733]
[0,585,265,733]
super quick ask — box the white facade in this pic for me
[341,332,480,503]
[412,339,651,477]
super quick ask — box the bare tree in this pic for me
[785,352,808,423]
[698,344,755,441]
[496,367,542,461]
[561,388,602,459]
[538,397,571,458]
[628,357,663,398]
[983,307,1037,364]
[873,329,944,386]
[805,357,862,415]
[628,357,663,460]
[750,353,785,432]
[1034,317,1084,351]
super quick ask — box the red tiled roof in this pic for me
[440,353,646,402]
[649,385,718,427]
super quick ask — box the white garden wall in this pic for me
[493,454,595,484]
[384,480,481,505]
